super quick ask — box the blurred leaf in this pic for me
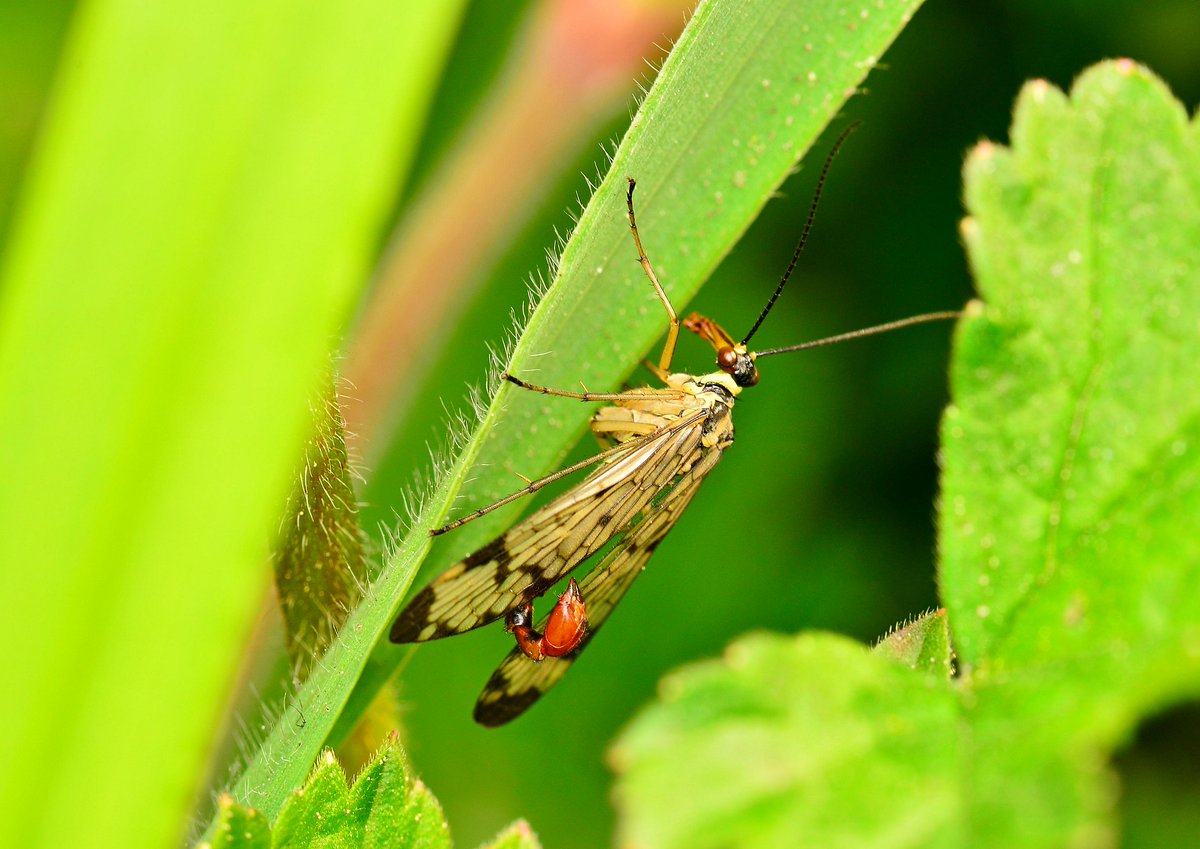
[209,796,271,849]
[611,633,959,849]
[275,375,367,680]
[0,1,465,847]
[613,60,1200,848]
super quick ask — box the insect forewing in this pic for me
[389,413,709,645]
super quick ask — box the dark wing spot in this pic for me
[474,671,545,728]
[390,584,437,643]
[391,534,514,644]
[465,536,511,569]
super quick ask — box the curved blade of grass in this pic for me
[0,2,464,848]
[336,0,924,753]
[425,0,928,538]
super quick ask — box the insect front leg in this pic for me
[626,178,679,379]
[506,578,588,661]
[502,372,681,402]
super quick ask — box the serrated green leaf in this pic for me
[207,796,271,849]
[206,736,451,849]
[612,633,959,849]
[942,59,1200,846]
[479,820,542,849]
[273,751,354,848]
[613,59,1200,849]
[356,735,451,849]
[875,609,953,677]
[944,63,1200,670]
[400,780,453,849]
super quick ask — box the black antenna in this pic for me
[754,311,961,358]
[740,121,861,347]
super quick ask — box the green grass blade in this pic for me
[424,0,928,536]
[0,2,464,847]
[326,0,927,749]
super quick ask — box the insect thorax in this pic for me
[668,369,741,400]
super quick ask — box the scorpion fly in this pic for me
[390,124,959,726]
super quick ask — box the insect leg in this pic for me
[431,410,707,536]
[502,372,683,401]
[626,178,678,379]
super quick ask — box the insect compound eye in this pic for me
[737,363,760,386]
[716,346,759,386]
[733,353,759,387]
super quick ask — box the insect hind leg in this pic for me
[626,178,678,379]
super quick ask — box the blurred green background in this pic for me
[5,1,1198,847]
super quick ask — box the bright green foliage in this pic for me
[612,61,1200,848]
[271,744,448,849]
[202,735,530,849]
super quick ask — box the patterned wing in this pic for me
[473,443,725,727]
[390,413,708,645]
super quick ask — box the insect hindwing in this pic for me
[473,437,726,726]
